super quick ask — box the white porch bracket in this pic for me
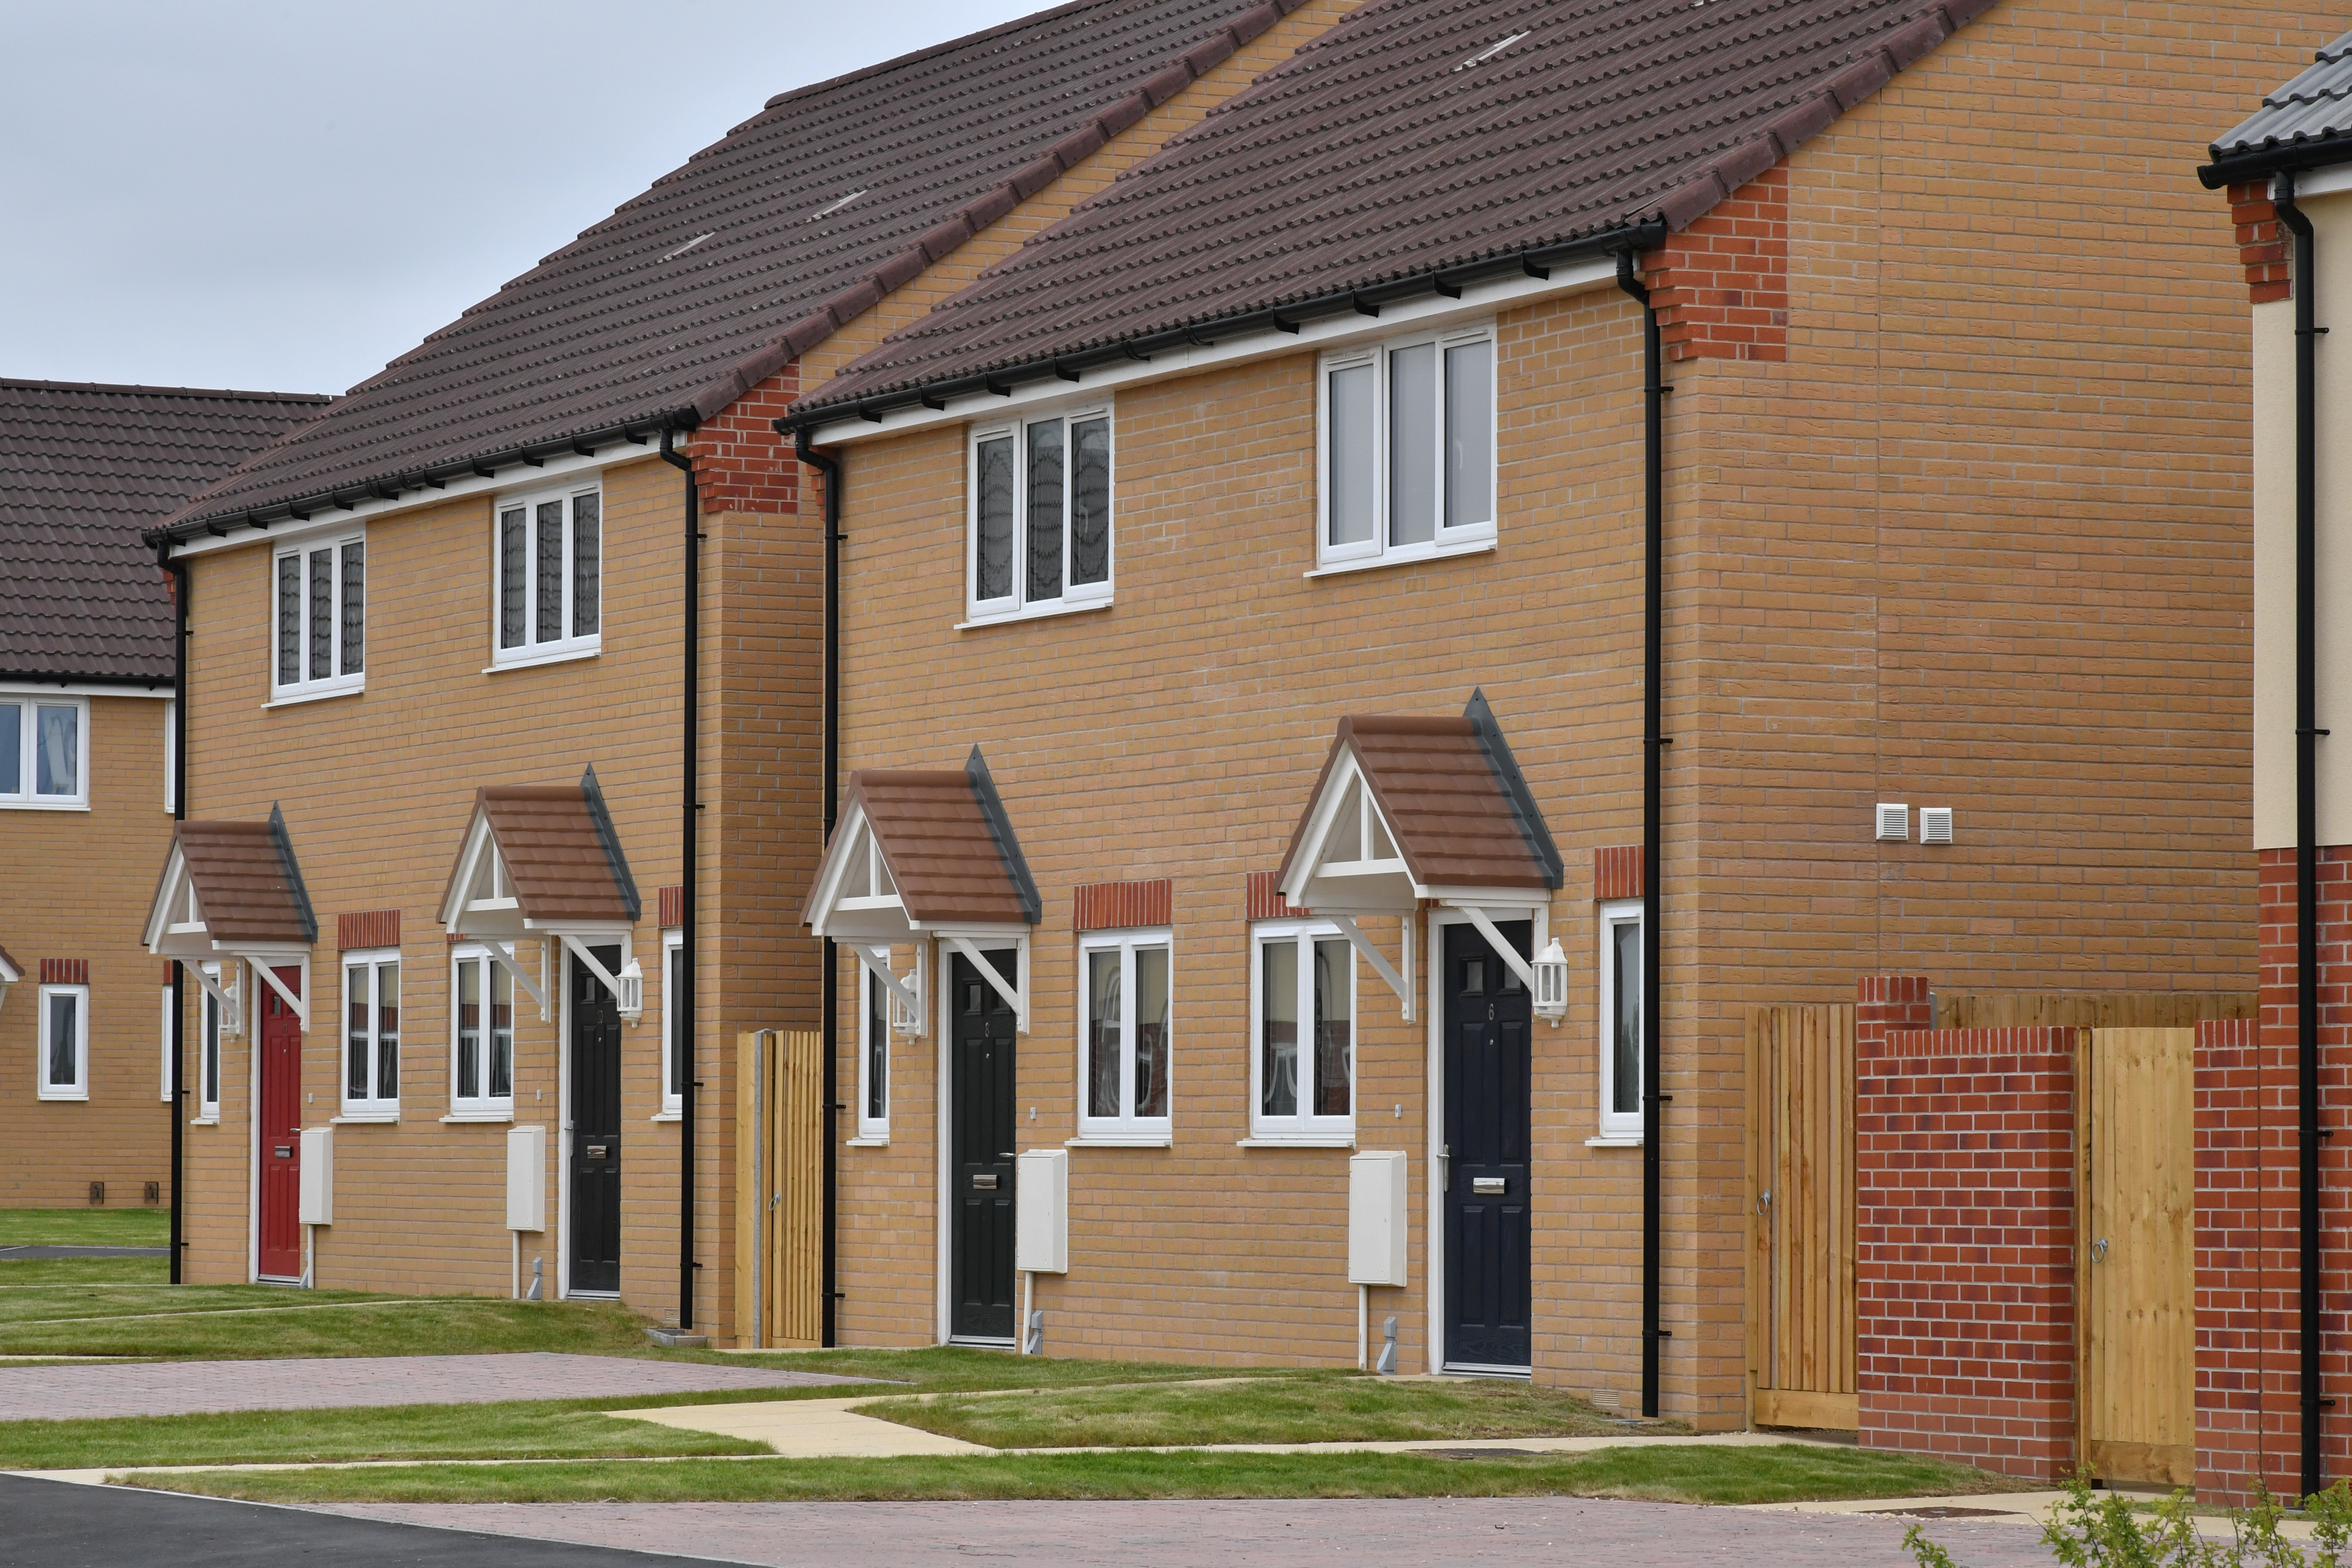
[1444,902,1540,992]
[248,961,308,1028]
[192,963,239,1023]
[946,935,1028,1034]
[852,944,920,1018]
[1326,913,1414,1023]
[491,939,552,1021]
[556,935,631,1011]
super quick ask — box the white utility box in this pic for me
[1014,1148,1067,1273]
[1348,1150,1408,1286]
[298,1127,333,1225]
[506,1124,547,1232]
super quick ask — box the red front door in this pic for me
[257,967,303,1279]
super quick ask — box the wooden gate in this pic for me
[1745,1003,1857,1429]
[735,1029,825,1348]
[2077,1026,2195,1486]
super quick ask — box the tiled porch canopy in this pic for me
[142,804,318,1025]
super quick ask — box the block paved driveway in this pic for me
[329,1497,2063,1566]
[0,1352,865,1421]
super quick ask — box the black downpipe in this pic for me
[795,428,842,1350]
[1616,250,1666,1419]
[161,543,188,1287]
[2276,172,2325,1503]
[659,428,700,1333]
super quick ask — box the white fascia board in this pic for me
[803,802,873,938]
[2297,161,2352,198]
[1279,748,1364,906]
[142,844,191,952]
[0,681,171,699]
[807,256,1620,448]
[437,811,497,931]
[164,441,664,562]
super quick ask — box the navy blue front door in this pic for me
[1444,919,1532,1369]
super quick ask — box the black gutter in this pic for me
[158,540,188,1288]
[794,427,842,1350]
[2199,138,2352,192]
[0,671,174,689]
[775,222,1670,436]
[1614,248,1666,1421]
[659,425,701,1335]
[2276,172,2326,1505]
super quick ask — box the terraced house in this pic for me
[0,379,326,1215]
[138,0,1350,1331]
[779,0,2333,1437]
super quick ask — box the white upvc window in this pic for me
[450,947,516,1113]
[163,700,176,812]
[966,405,1113,624]
[1317,323,1496,571]
[0,694,90,808]
[1598,899,1644,1142]
[493,483,602,664]
[272,532,366,697]
[660,930,685,1116]
[159,985,173,1101]
[1076,929,1171,1138]
[342,950,400,1116]
[857,961,889,1138]
[198,963,223,1120]
[38,983,89,1100]
[1250,920,1355,1138]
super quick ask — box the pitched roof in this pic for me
[0,380,329,683]
[810,752,1041,929]
[790,0,1995,419]
[158,0,1313,539]
[454,773,642,928]
[2202,30,2352,185]
[172,811,318,948]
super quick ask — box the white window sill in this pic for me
[36,1090,89,1102]
[1237,1135,1355,1149]
[956,597,1113,632]
[440,1109,514,1124]
[1305,532,1497,580]
[1065,1132,1171,1148]
[190,1115,220,1126]
[1585,1134,1644,1148]
[650,1110,682,1123]
[485,643,601,675]
[265,682,365,709]
[331,1112,400,1125]
[0,798,91,812]
[846,1134,890,1147]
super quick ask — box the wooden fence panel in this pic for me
[735,1030,825,1349]
[1932,992,2253,1030]
[1747,1003,1857,1430]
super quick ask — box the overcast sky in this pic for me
[1,0,1045,396]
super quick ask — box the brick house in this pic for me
[0,379,325,1217]
[137,0,1348,1329]
[778,0,2332,1427]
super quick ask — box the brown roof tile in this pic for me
[811,750,1040,929]
[174,810,318,947]
[157,0,1313,538]
[467,773,641,927]
[790,0,1994,418]
[0,380,329,682]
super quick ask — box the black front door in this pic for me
[949,948,1017,1342]
[569,945,623,1295]
[1444,918,1533,1370]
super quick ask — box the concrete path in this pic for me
[320,1496,2065,1566]
[1753,1489,2325,1544]
[0,1352,870,1421]
[0,1471,746,1568]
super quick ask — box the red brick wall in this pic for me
[1242,871,1309,923]
[1857,972,1933,1052]
[1856,1022,2078,1480]
[684,372,801,514]
[1648,166,1789,363]
[2227,182,2289,306]
[1073,879,1172,932]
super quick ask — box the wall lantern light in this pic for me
[1533,937,1568,1024]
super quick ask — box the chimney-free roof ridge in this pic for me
[0,377,332,405]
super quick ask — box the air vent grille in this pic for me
[1919,807,1954,845]
[1875,803,1909,842]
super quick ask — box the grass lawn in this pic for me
[0,1258,166,1289]
[0,1289,670,1361]
[120,1443,2021,1506]
[859,1374,1670,1448]
[0,1209,169,1249]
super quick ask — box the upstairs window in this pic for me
[494,485,601,665]
[342,951,400,1116]
[1318,325,1495,571]
[967,408,1112,624]
[1077,930,1170,1139]
[272,534,365,698]
[0,695,87,808]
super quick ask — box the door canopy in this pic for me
[802,746,1040,1034]
[437,766,643,1021]
[0,942,19,1018]
[1275,691,1563,1021]
[143,803,318,1025]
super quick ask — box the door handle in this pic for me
[2091,1236,2110,1263]
[1758,1190,1772,1217]
[1472,1176,1507,1195]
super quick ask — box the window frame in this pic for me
[964,402,1116,626]
[1597,898,1644,1143]
[0,693,91,809]
[1248,919,1358,1141]
[660,929,685,1118]
[269,531,367,700]
[448,945,517,1117]
[340,949,401,1119]
[37,983,90,1101]
[490,482,604,667]
[1072,928,1172,1141]
[1315,322,1498,572]
[197,962,223,1121]
[159,984,173,1102]
[855,960,889,1140]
